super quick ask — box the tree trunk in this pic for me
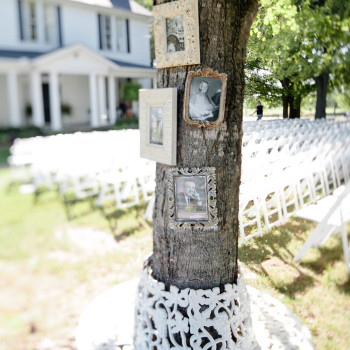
[152,0,258,290]
[282,95,289,118]
[289,95,301,119]
[315,71,329,119]
[281,78,291,119]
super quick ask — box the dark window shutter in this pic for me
[126,19,130,53]
[17,0,24,41]
[98,14,102,49]
[57,6,63,47]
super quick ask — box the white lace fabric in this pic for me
[134,258,260,350]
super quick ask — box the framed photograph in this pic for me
[167,167,218,230]
[183,67,227,129]
[139,88,177,165]
[153,0,200,68]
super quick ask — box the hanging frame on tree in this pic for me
[183,67,227,129]
[166,167,218,230]
[139,88,177,166]
[153,0,200,68]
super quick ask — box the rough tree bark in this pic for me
[281,78,301,119]
[281,78,290,119]
[315,71,329,119]
[152,0,258,290]
[289,95,301,119]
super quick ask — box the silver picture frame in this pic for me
[166,167,218,230]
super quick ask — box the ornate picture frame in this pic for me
[183,67,227,129]
[139,88,177,165]
[153,0,200,68]
[166,167,218,230]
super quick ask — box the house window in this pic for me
[22,0,37,41]
[116,18,129,53]
[44,4,58,44]
[101,15,112,50]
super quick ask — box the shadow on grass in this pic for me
[99,202,151,241]
[300,239,345,274]
[337,277,350,295]
[62,193,100,220]
[240,219,317,297]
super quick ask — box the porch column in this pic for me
[108,75,117,125]
[89,73,99,127]
[98,75,107,125]
[49,71,62,130]
[30,71,45,127]
[153,78,157,89]
[7,71,21,127]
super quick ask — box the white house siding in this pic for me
[60,75,90,125]
[138,78,151,89]
[128,20,151,66]
[0,0,19,49]
[0,75,10,127]
[101,19,151,67]
[61,5,99,50]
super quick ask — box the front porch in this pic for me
[0,45,156,131]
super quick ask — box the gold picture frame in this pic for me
[183,67,227,129]
[153,0,200,68]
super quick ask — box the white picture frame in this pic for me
[139,88,177,165]
[153,0,200,68]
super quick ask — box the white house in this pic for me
[0,0,156,130]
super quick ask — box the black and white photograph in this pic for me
[188,77,221,122]
[175,175,208,221]
[183,67,227,129]
[149,106,163,145]
[166,16,185,53]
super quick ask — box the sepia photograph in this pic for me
[183,67,227,129]
[166,16,185,53]
[175,175,208,221]
[188,77,222,122]
[149,106,163,145]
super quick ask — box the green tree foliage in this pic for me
[133,0,152,10]
[246,0,350,118]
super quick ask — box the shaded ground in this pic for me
[1,168,350,350]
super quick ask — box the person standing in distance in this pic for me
[256,100,263,121]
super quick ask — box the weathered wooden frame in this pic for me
[139,88,177,165]
[183,67,227,129]
[166,167,218,230]
[153,0,200,68]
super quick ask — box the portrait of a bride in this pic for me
[188,78,221,122]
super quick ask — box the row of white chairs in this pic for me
[239,119,350,243]
[8,130,156,214]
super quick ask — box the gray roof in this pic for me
[0,50,44,59]
[109,58,152,69]
[70,0,152,16]
[0,48,153,69]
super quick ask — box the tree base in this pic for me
[134,256,260,350]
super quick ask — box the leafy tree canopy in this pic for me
[246,0,350,108]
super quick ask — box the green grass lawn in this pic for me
[0,168,349,349]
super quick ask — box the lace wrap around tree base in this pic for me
[133,258,260,350]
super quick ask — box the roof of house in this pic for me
[0,50,43,59]
[69,0,152,17]
[0,48,152,69]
